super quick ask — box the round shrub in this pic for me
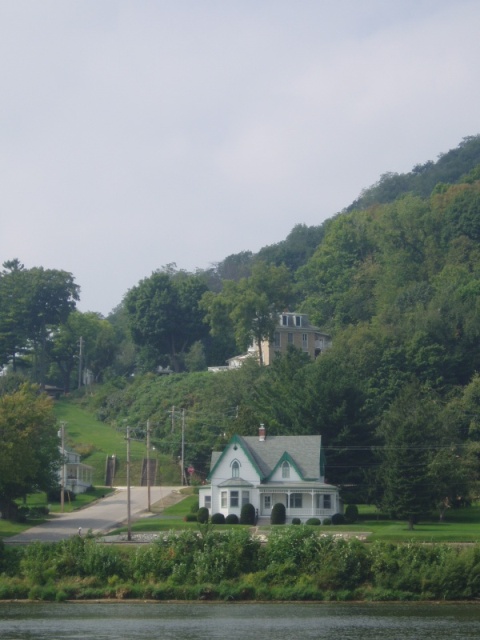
[211,512,226,525]
[270,502,286,525]
[345,504,359,523]
[240,503,255,525]
[225,514,239,525]
[197,507,209,523]
[322,518,332,525]
[331,513,346,525]
[305,517,321,526]
[291,518,301,525]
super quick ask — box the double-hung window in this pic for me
[289,493,302,509]
[230,491,239,508]
[221,491,227,508]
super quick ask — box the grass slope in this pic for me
[53,399,181,486]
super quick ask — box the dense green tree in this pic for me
[124,269,209,372]
[256,223,326,272]
[0,262,79,386]
[0,261,31,371]
[377,384,440,529]
[48,311,117,391]
[202,262,292,365]
[0,384,60,519]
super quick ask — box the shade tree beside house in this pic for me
[199,425,341,524]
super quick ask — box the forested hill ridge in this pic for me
[346,134,480,211]
[3,135,480,518]
[210,135,480,280]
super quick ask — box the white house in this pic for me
[59,447,94,495]
[199,426,341,523]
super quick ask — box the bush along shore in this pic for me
[1,528,480,602]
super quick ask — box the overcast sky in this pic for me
[1,1,479,316]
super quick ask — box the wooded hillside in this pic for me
[3,135,480,518]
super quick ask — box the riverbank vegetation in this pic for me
[2,528,480,602]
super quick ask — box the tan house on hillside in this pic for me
[208,312,331,371]
[262,312,331,365]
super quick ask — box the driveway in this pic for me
[6,486,183,543]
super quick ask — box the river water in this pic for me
[0,602,479,639]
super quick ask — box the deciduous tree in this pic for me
[0,384,60,519]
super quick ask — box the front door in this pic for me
[263,494,272,515]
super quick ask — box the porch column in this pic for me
[311,489,315,516]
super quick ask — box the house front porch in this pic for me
[258,484,341,523]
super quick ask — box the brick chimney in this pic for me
[259,424,266,441]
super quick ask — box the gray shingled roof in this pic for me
[239,435,322,480]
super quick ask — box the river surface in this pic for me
[1,602,480,639]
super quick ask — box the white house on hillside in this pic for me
[199,426,341,523]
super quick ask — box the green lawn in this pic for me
[108,500,480,542]
[54,399,181,486]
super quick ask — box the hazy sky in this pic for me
[1,1,479,315]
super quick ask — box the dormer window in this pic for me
[295,315,302,327]
[282,315,288,326]
[232,460,240,478]
[282,461,290,479]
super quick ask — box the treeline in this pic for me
[2,529,480,601]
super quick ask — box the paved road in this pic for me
[6,486,183,543]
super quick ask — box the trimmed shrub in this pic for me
[345,504,359,523]
[322,518,332,525]
[47,488,76,503]
[291,518,301,525]
[305,518,321,526]
[211,512,226,525]
[332,513,346,525]
[184,513,197,522]
[225,514,239,525]
[240,503,255,525]
[190,499,200,514]
[270,502,286,525]
[197,507,209,523]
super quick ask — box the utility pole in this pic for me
[181,408,186,486]
[126,425,132,541]
[171,405,175,433]
[146,419,151,512]
[60,422,66,513]
[78,336,84,389]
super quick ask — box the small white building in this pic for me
[59,447,94,494]
[199,426,341,523]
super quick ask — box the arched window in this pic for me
[232,460,240,478]
[282,461,290,479]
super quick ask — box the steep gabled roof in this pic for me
[208,434,323,482]
[241,435,322,481]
